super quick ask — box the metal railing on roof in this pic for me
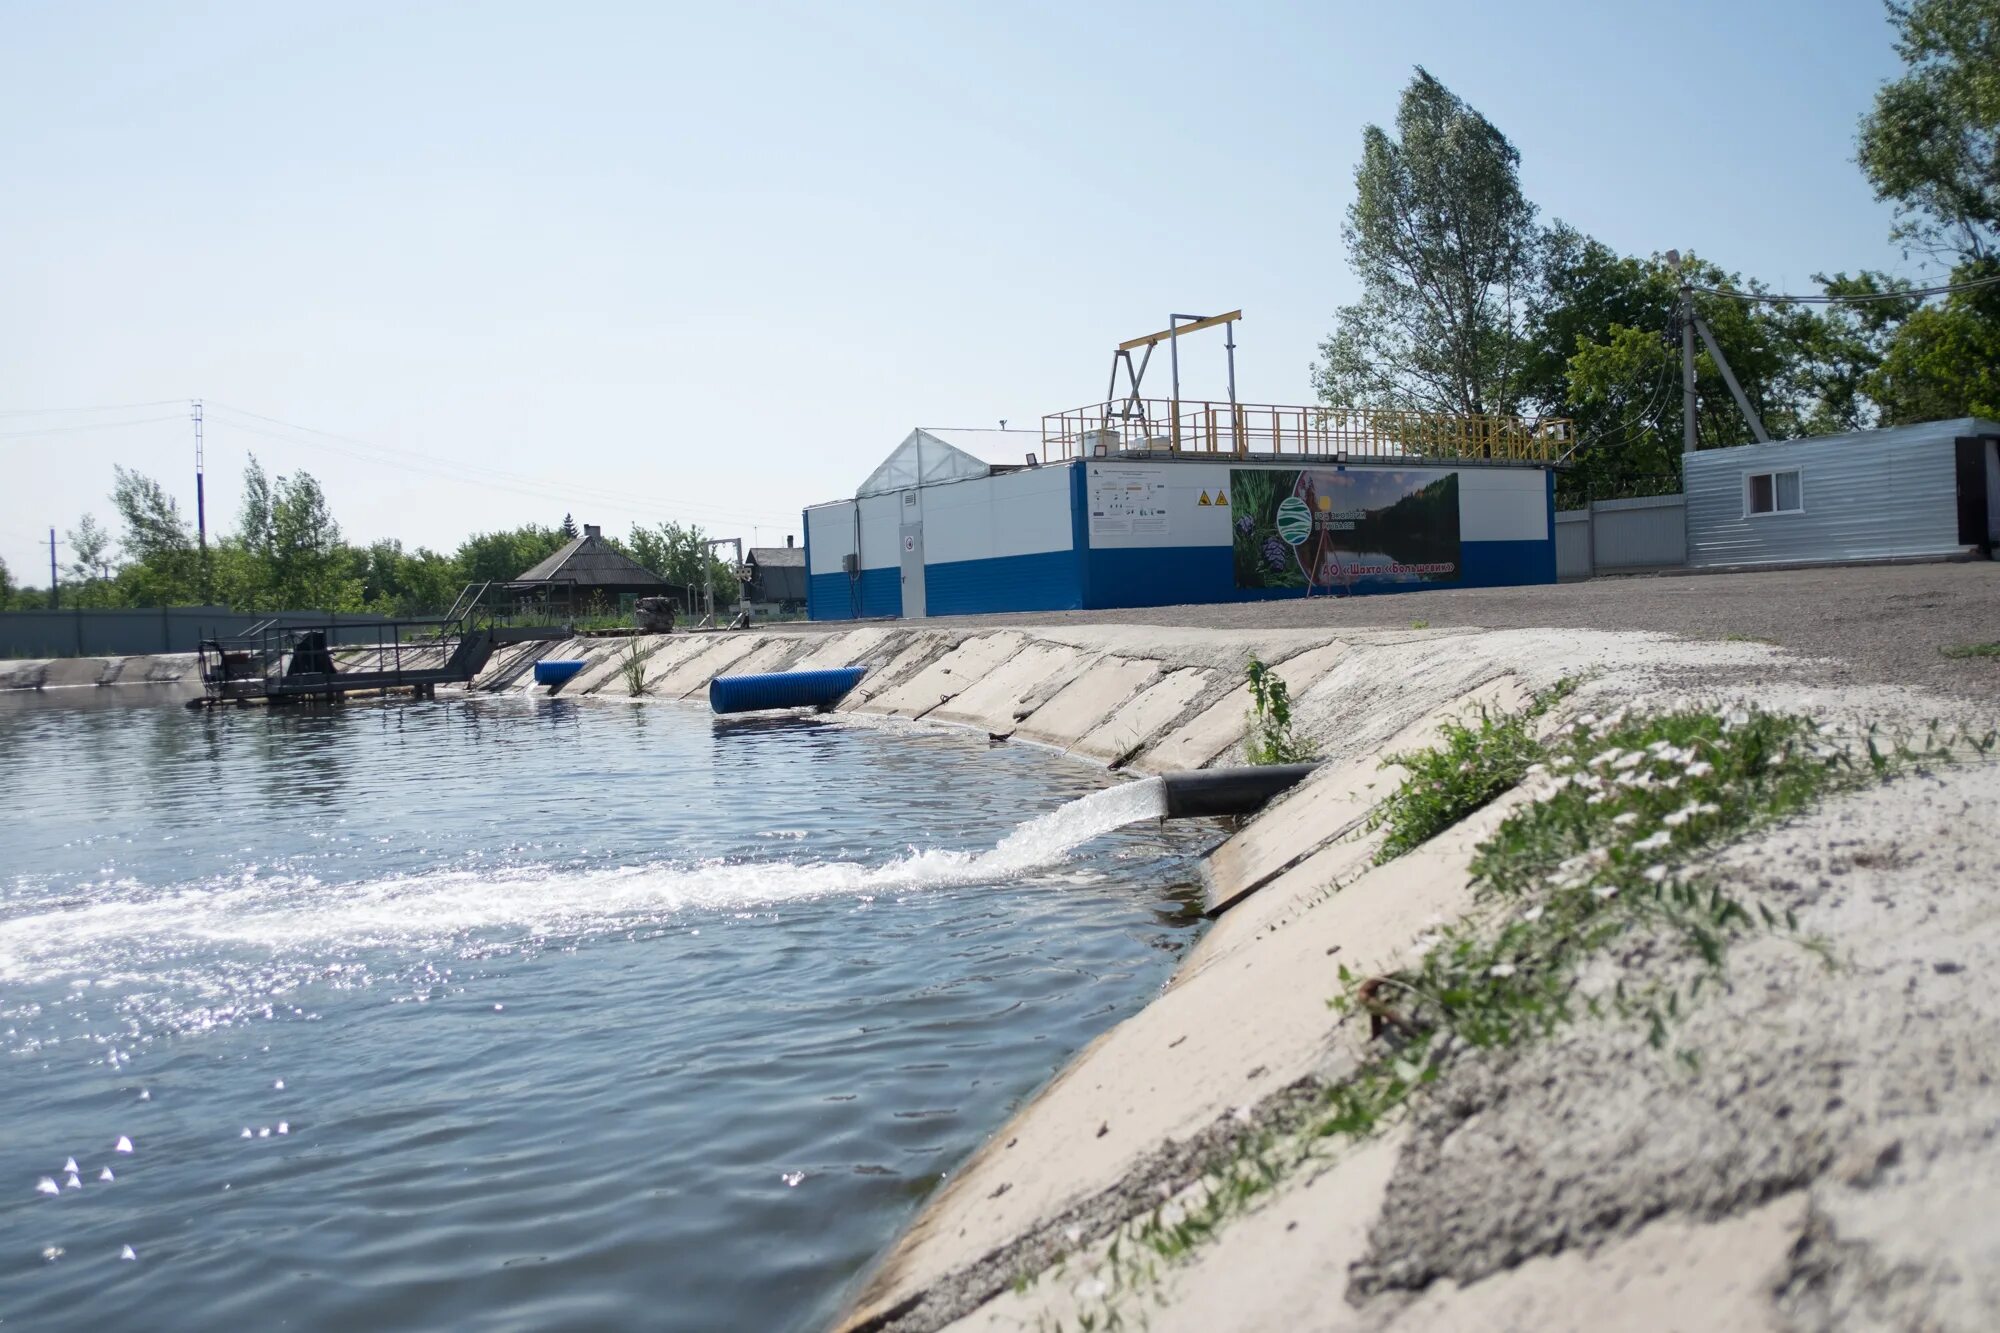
[1042,399,1571,464]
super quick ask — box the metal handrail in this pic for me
[1042,399,1571,464]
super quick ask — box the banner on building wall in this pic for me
[1230,468,1460,591]
[1089,468,1170,539]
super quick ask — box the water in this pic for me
[0,692,1209,1331]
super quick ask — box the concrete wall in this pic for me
[1684,417,1998,569]
[0,607,399,659]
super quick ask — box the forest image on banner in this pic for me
[1230,468,1460,592]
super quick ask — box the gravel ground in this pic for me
[931,562,2000,702]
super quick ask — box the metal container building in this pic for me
[805,409,1566,620]
[1684,417,2000,569]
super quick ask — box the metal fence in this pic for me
[1555,494,1689,580]
[0,607,399,660]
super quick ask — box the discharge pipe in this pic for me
[1158,763,1317,819]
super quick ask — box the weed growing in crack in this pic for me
[1367,679,1575,863]
[1244,656,1316,765]
[618,638,654,696]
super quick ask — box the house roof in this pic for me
[515,530,675,587]
[747,546,805,568]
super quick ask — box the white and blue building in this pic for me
[805,428,1559,620]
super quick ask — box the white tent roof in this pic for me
[856,428,992,497]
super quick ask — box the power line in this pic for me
[1689,272,2000,305]
[0,399,185,418]
[0,414,184,439]
[202,405,796,532]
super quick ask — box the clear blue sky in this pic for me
[0,0,1925,585]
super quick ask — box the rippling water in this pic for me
[0,690,1210,1331]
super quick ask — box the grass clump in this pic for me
[617,639,654,696]
[1244,656,1316,765]
[1367,680,1574,863]
[1941,641,2000,659]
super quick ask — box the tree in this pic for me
[65,514,117,583]
[1849,0,2000,420]
[626,521,738,608]
[560,512,578,539]
[0,555,13,604]
[1857,0,2000,262]
[1314,68,1541,419]
[110,466,200,604]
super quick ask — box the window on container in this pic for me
[1745,469,1802,515]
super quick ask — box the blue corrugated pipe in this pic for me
[533,660,586,689]
[710,666,866,714]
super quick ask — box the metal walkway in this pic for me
[194,583,572,705]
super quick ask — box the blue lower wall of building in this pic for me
[923,549,1084,616]
[1082,539,1554,609]
[808,568,901,620]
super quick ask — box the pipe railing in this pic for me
[1043,399,1570,464]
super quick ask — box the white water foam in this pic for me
[0,778,1170,988]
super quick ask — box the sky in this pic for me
[0,0,1931,586]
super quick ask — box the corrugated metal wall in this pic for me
[1555,496,1686,579]
[1592,495,1687,569]
[1684,418,1995,568]
[1555,511,1592,579]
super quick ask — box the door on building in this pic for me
[898,516,927,618]
[1955,437,1994,554]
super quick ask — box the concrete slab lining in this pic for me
[1068,667,1215,767]
[644,635,765,697]
[925,643,1093,735]
[1012,657,1163,750]
[1133,641,1350,773]
[856,633,1025,718]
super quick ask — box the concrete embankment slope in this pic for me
[0,652,202,702]
[476,619,2000,1329]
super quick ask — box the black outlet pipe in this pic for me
[1159,764,1318,819]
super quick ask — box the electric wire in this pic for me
[0,414,185,440]
[0,399,185,418]
[1687,272,2000,305]
[202,403,797,531]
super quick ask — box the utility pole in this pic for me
[44,527,60,609]
[192,399,210,602]
[1671,251,1698,454]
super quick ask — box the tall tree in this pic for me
[1842,0,2000,420]
[110,466,200,604]
[1314,68,1541,419]
[65,514,117,584]
[560,512,578,539]
[1857,0,2000,262]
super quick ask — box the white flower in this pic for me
[1647,739,1675,756]
[1612,751,1646,772]
[1411,932,1443,958]
[1488,962,1517,978]
[1525,763,1546,777]
[1587,792,1611,805]
[1521,905,1545,922]
[1612,812,1639,827]
[1722,708,1751,731]
[1684,761,1714,779]
[1643,865,1668,883]
[1663,804,1701,828]
[1696,802,1720,816]
[1633,831,1671,852]
[1592,883,1620,899]
[1552,754,1577,771]
[1589,749,1623,770]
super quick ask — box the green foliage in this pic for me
[625,521,739,609]
[1368,702,1543,862]
[1857,0,2000,262]
[1942,640,2000,658]
[1314,68,1541,418]
[618,638,654,695]
[1244,656,1315,765]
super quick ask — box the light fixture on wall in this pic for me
[1025,452,1039,467]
